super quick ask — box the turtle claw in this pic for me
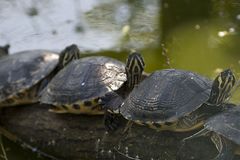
[104,112,120,132]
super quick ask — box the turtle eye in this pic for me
[59,44,81,69]
[125,51,145,88]
[209,69,235,105]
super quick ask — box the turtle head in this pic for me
[58,44,81,70]
[125,51,145,88]
[208,69,235,105]
[0,44,10,56]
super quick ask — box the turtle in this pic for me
[0,44,10,57]
[40,51,145,115]
[103,68,235,132]
[0,44,81,107]
[183,104,240,160]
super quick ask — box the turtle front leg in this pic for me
[100,92,124,132]
[183,130,235,160]
[104,111,120,132]
[211,133,234,160]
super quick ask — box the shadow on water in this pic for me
[1,0,240,159]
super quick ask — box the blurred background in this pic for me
[0,0,240,159]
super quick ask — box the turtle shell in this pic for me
[40,56,127,105]
[0,50,59,102]
[120,69,212,123]
[204,106,240,146]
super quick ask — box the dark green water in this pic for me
[0,0,240,159]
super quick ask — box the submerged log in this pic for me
[0,104,217,160]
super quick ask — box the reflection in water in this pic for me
[0,0,159,53]
[0,0,119,52]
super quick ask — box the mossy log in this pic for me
[0,104,217,160]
